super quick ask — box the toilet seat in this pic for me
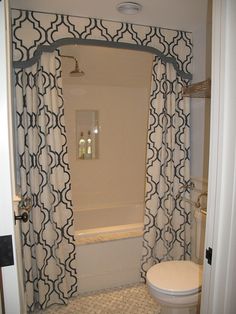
[146,261,202,297]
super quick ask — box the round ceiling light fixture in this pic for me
[116,2,142,15]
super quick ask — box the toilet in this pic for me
[146,209,205,314]
[146,260,202,314]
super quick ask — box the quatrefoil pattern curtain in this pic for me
[15,50,77,311]
[141,56,191,280]
[11,7,193,302]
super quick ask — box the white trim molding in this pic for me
[201,0,236,313]
[0,0,22,313]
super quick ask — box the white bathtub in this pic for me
[75,205,144,293]
[75,223,142,244]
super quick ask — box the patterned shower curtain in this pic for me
[15,50,78,311]
[140,56,191,281]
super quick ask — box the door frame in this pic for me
[0,0,23,313]
[201,0,236,312]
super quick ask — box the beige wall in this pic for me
[191,0,212,181]
[62,46,153,211]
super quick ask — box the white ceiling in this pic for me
[10,0,208,32]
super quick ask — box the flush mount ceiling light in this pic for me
[116,2,142,15]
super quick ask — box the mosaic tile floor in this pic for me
[33,283,161,314]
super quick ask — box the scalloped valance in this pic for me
[12,9,192,80]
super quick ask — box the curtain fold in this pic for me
[15,50,78,311]
[141,56,191,281]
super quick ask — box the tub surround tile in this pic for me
[32,283,160,314]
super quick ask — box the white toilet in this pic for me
[147,260,202,314]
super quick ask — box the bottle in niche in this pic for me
[78,132,86,159]
[86,130,92,159]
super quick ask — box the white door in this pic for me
[0,0,25,313]
[201,0,236,313]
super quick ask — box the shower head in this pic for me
[70,60,85,77]
[61,54,85,77]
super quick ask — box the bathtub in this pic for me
[75,204,144,293]
[75,223,143,245]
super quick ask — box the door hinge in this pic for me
[205,247,212,265]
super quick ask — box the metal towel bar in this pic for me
[176,182,208,212]
[180,191,208,212]
[200,209,207,215]
[181,196,200,208]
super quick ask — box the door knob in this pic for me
[14,212,29,223]
[15,196,31,223]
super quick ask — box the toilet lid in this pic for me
[147,261,202,296]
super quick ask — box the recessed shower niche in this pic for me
[76,110,99,159]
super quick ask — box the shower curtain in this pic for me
[15,50,78,311]
[141,56,191,280]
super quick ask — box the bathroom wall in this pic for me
[190,0,212,182]
[62,46,153,212]
[190,0,211,262]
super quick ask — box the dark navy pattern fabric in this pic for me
[11,9,192,79]
[15,51,77,311]
[140,56,191,281]
[12,8,193,289]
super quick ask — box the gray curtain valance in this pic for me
[12,9,192,80]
